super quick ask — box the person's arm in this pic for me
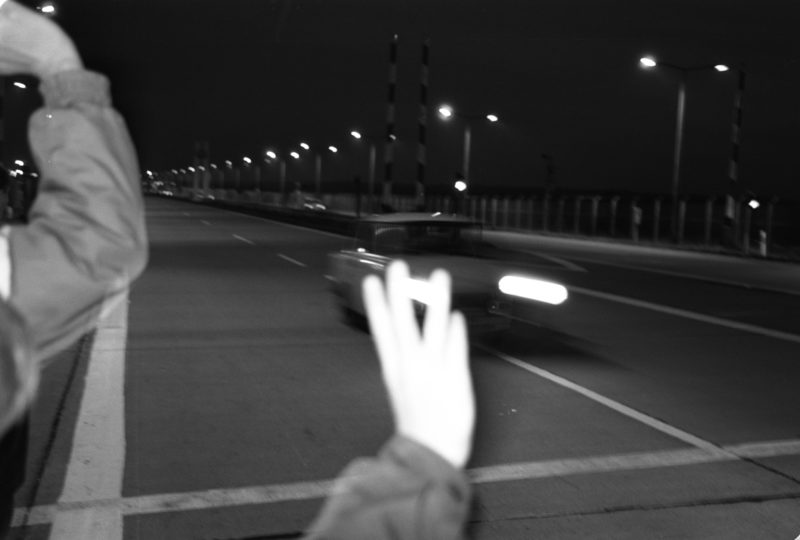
[0,1,147,363]
[305,261,474,540]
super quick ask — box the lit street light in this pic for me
[13,82,26,90]
[438,104,500,183]
[640,55,729,241]
[454,180,467,192]
[37,2,56,15]
[350,130,379,213]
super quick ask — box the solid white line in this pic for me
[14,437,800,526]
[562,254,800,298]
[232,234,255,245]
[201,220,211,226]
[278,253,307,267]
[48,293,129,540]
[526,251,587,272]
[571,285,800,345]
[480,345,732,455]
[467,447,725,483]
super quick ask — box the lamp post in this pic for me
[438,105,499,184]
[295,141,338,198]
[640,56,729,241]
[350,130,378,213]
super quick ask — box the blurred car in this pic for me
[302,197,326,211]
[327,212,568,335]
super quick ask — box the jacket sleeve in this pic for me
[1,69,147,363]
[304,435,472,540]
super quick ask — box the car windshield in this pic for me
[365,222,483,256]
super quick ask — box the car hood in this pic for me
[401,255,515,293]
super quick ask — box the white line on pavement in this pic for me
[232,234,255,245]
[525,251,587,272]
[201,220,211,226]
[571,285,800,345]
[14,437,800,526]
[480,345,731,455]
[47,292,129,540]
[278,253,307,267]
[561,254,800,298]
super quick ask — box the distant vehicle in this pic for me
[327,213,569,335]
[302,197,326,211]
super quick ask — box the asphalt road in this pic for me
[11,197,800,539]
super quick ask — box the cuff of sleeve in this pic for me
[379,435,471,500]
[39,70,111,108]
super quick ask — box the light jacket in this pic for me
[305,435,472,540]
[1,69,147,364]
[0,69,147,434]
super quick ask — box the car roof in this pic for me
[358,212,481,225]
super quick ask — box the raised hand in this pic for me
[0,0,82,78]
[362,261,474,468]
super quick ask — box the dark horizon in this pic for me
[6,0,800,201]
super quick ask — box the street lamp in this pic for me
[640,55,729,241]
[37,2,56,15]
[350,130,378,213]
[438,104,500,183]
[12,82,26,90]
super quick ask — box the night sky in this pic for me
[11,0,800,200]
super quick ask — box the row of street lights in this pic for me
[161,102,501,208]
[163,55,742,227]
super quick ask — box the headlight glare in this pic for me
[498,275,568,305]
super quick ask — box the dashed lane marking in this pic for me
[232,234,255,245]
[215,206,346,239]
[278,253,307,267]
[201,220,211,226]
[13,437,800,526]
[571,285,800,345]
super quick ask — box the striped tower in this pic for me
[382,34,398,210]
[0,78,5,169]
[725,66,746,227]
[415,37,430,209]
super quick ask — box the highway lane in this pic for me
[11,196,800,539]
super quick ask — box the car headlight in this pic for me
[498,275,568,305]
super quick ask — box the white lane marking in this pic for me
[481,345,732,455]
[13,437,800,526]
[278,253,307,268]
[726,439,800,459]
[525,251,587,272]
[182,212,190,216]
[201,220,211,226]
[563,254,800,298]
[48,293,129,540]
[215,206,346,239]
[233,234,255,245]
[572,285,800,345]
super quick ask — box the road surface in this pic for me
[10,197,800,539]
